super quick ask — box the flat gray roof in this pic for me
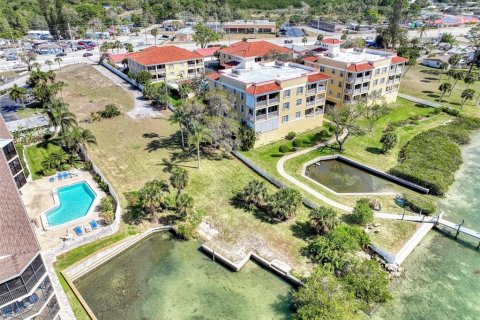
[223,62,313,84]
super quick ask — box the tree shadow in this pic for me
[142,132,159,139]
[422,90,435,94]
[425,77,438,81]
[420,80,431,83]
[427,94,440,99]
[366,147,382,154]
[270,153,284,158]
[144,132,181,152]
[420,69,441,76]
[290,220,317,241]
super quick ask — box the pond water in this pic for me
[372,133,480,320]
[304,159,397,194]
[75,232,293,320]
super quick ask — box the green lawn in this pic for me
[16,106,45,119]
[54,227,137,320]
[24,141,63,179]
[400,64,480,117]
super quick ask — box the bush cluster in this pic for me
[390,117,480,196]
[100,196,115,224]
[403,193,437,215]
[90,104,121,122]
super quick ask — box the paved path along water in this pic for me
[398,93,441,108]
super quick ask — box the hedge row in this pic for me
[390,117,480,196]
[403,193,437,216]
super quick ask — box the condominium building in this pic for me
[207,61,330,146]
[218,41,293,69]
[0,115,60,320]
[0,117,26,189]
[127,46,204,82]
[303,38,408,107]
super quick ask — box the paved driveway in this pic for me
[0,93,20,122]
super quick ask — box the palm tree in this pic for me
[9,84,27,109]
[302,36,308,46]
[100,42,110,54]
[438,62,449,82]
[464,73,477,89]
[178,83,192,99]
[114,40,122,53]
[54,81,66,98]
[438,82,452,102]
[63,127,97,151]
[54,57,63,70]
[309,206,339,235]
[448,54,462,68]
[176,193,194,217]
[45,99,77,133]
[46,70,56,83]
[169,104,188,149]
[150,28,158,45]
[461,89,475,110]
[446,68,456,81]
[45,60,53,70]
[31,62,41,70]
[139,179,170,216]
[450,70,465,96]
[418,25,427,39]
[188,121,211,169]
[239,179,268,208]
[170,167,189,200]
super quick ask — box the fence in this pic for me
[101,61,144,91]
[231,151,318,210]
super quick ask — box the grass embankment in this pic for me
[24,141,63,179]
[400,64,480,117]
[54,227,137,320]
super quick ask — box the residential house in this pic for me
[218,41,292,69]
[0,114,60,320]
[207,61,330,146]
[303,38,408,107]
[448,45,476,64]
[194,47,220,62]
[423,55,450,68]
[175,27,194,42]
[127,46,204,82]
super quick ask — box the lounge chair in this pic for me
[29,294,39,304]
[62,171,69,179]
[84,224,92,233]
[90,219,98,230]
[1,305,13,316]
[57,172,63,180]
[73,226,83,236]
[49,176,55,183]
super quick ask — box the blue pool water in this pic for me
[46,182,96,226]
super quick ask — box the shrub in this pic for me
[310,206,339,235]
[100,210,115,225]
[266,188,303,221]
[286,131,297,140]
[238,179,268,209]
[292,138,302,148]
[380,132,398,153]
[100,104,121,118]
[239,124,257,151]
[316,129,332,141]
[389,121,471,195]
[350,199,374,226]
[279,144,290,153]
[440,106,460,117]
[403,193,437,215]
[100,196,115,224]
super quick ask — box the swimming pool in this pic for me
[44,181,96,228]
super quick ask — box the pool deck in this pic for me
[20,170,107,250]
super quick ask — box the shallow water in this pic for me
[372,133,480,319]
[305,159,396,193]
[75,232,293,320]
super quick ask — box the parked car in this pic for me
[56,52,67,57]
[161,35,169,39]
[83,52,93,57]
[86,47,94,51]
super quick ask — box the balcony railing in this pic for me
[305,112,314,118]
[387,79,394,84]
[315,108,324,115]
[256,114,267,121]
[306,100,315,106]
[394,78,400,83]
[363,75,372,80]
[268,111,279,118]
[397,68,403,73]
[256,100,267,107]
[268,97,279,104]
[389,69,396,75]
[346,77,354,83]
[318,86,326,92]
[316,98,325,105]
[361,87,369,93]
[307,88,316,95]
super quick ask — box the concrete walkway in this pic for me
[398,93,440,108]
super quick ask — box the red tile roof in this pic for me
[109,52,132,63]
[307,72,331,82]
[391,56,409,64]
[0,115,40,282]
[346,63,373,72]
[127,45,203,66]
[206,73,220,80]
[303,56,318,62]
[194,46,220,57]
[245,82,281,95]
[219,41,291,58]
[321,38,343,45]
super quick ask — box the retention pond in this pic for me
[74,232,293,319]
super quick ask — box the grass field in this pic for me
[24,141,63,179]
[400,64,480,117]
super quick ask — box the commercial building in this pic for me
[0,115,60,320]
[303,38,408,107]
[308,20,345,33]
[218,41,292,69]
[223,20,276,34]
[127,46,204,82]
[207,61,330,146]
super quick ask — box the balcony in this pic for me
[318,85,326,92]
[307,88,316,95]
[394,78,400,84]
[361,87,369,93]
[355,77,363,84]
[256,100,267,107]
[255,114,267,121]
[389,68,396,75]
[268,110,279,118]
[346,77,355,83]
[397,68,403,74]
[268,97,279,104]
[387,79,394,84]
[363,74,372,80]
[315,108,324,115]
[316,98,325,105]
[306,100,315,106]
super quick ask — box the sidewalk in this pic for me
[398,93,440,108]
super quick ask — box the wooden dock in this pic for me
[437,219,480,240]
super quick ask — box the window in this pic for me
[284,89,291,98]
[296,87,303,95]
[233,89,236,94]
[383,67,387,73]
[214,82,217,87]
[330,79,334,84]
[255,57,261,62]
[283,102,290,110]
[240,105,244,112]
[336,93,341,98]
[375,69,380,75]
[332,69,336,74]
[320,66,325,72]
[241,92,244,99]
[373,79,378,86]
[296,111,301,119]
[380,78,385,84]
[379,88,383,94]
[338,81,343,88]
[296,99,302,106]
[328,90,333,95]
[9,157,22,176]
[340,71,344,77]
[2,142,17,161]
[282,115,289,123]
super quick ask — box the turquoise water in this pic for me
[46,182,96,226]
[373,133,480,319]
[75,232,293,320]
